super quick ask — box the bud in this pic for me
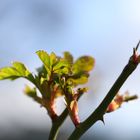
[106,94,123,113]
[106,100,120,113]
[106,92,138,113]
[70,100,80,126]
[49,84,59,119]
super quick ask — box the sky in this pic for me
[0,0,140,140]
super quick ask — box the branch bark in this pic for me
[48,92,84,140]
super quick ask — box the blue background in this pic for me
[0,0,140,140]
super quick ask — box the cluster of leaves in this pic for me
[0,51,95,125]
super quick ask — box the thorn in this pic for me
[135,40,140,50]
[100,117,105,125]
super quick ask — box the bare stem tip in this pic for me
[136,40,140,50]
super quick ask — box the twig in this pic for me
[68,44,140,140]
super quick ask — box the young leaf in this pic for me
[24,85,37,98]
[12,61,30,76]
[67,72,89,86]
[53,59,70,74]
[53,67,69,75]
[67,75,88,86]
[36,50,51,75]
[0,62,31,80]
[73,56,95,74]
[50,52,57,67]
[0,67,20,80]
[63,51,73,65]
[53,59,69,71]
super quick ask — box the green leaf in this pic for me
[0,67,20,80]
[12,61,30,76]
[67,75,88,86]
[67,71,89,86]
[53,67,69,75]
[50,52,57,67]
[36,50,51,75]
[0,62,32,80]
[53,59,70,74]
[24,85,37,98]
[63,51,73,65]
[53,59,69,70]
[73,56,95,74]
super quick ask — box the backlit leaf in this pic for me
[12,61,30,76]
[0,62,31,80]
[73,56,95,74]
[0,67,20,80]
[36,50,51,75]
[53,59,70,74]
[50,52,57,67]
[24,85,37,98]
[67,75,88,86]
[63,51,73,65]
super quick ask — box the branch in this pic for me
[48,120,61,140]
[68,45,140,140]
[48,92,84,140]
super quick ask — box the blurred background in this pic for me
[0,0,140,140]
